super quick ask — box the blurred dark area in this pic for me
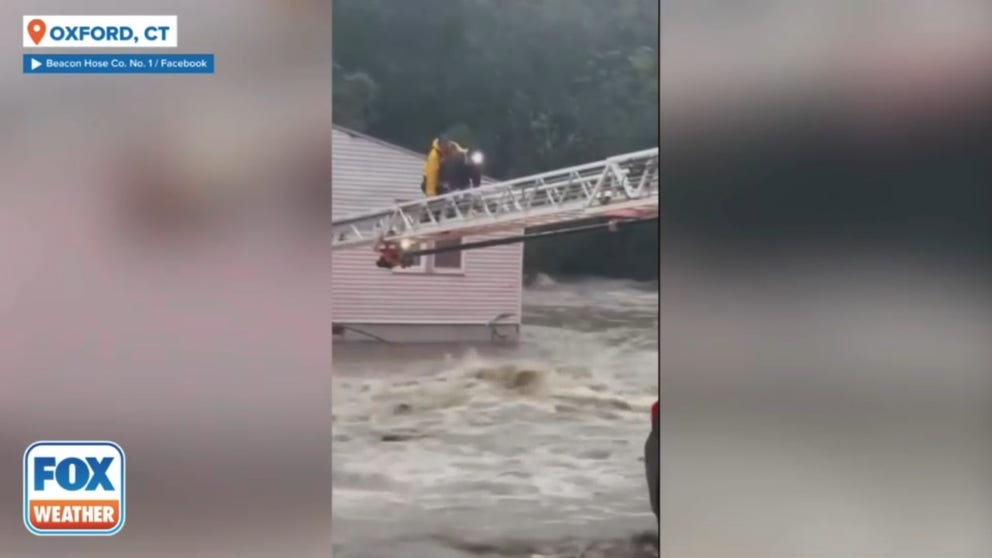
[659,1,992,556]
[662,92,991,260]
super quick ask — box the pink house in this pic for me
[331,126,523,343]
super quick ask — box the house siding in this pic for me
[331,127,523,334]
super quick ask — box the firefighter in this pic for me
[421,135,467,197]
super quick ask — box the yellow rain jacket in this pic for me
[423,138,465,197]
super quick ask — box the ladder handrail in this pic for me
[331,147,659,250]
[332,147,658,225]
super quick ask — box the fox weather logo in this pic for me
[23,441,126,536]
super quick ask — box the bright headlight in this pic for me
[470,151,484,165]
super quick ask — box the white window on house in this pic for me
[390,238,464,274]
[392,244,427,273]
[393,257,426,273]
[405,254,426,270]
[432,238,464,272]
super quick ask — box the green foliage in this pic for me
[332,63,378,131]
[333,0,659,278]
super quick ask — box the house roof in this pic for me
[332,124,496,183]
[332,125,429,161]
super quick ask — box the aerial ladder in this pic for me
[330,147,659,268]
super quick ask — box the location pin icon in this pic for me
[27,19,46,45]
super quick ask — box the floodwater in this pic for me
[332,277,660,558]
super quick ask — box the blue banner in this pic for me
[24,53,214,74]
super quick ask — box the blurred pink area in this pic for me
[0,1,332,555]
[662,1,992,140]
[0,102,334,423]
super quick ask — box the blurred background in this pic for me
[1,1,332,556]
[660,0,992,556]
